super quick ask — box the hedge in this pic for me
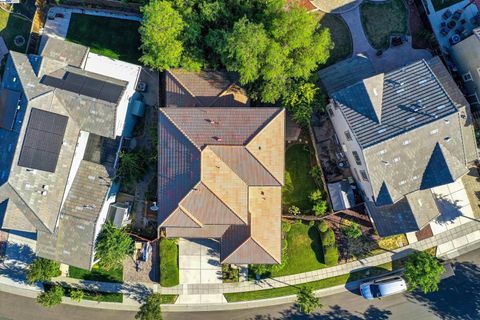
[318,226,339,266]
[159,238,179,287]
[320,228,336,247]
[324,245,339,266]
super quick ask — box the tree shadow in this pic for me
[0,242,34,284]
[308,225,325,264]
[405,261,480,320]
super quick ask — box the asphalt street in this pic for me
[0,248,478,320]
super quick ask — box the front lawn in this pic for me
[271,221,328,277]
[431,0,463,11]
[44,283,123,303]
[0,10,32,52]
[360,0,408,50]
[317,12,353,66]
[283,144,318,212]
[159,238,179,287]
[66,13,141,64]
[68,265,123,283]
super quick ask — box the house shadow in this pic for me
[0,242,34,284]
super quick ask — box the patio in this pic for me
[425,0,480,52]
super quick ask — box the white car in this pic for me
[360,276,407,300]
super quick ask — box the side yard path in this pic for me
[161,219,480,295]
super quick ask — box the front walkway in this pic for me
[160,219,480,296]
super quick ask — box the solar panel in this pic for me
[0,89,21,130]
[18,108,68,173]
[41,71,124,103]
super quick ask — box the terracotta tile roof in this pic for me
[159,108,285,264]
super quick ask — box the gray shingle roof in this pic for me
[39,37,89,68]
[332,59,458,148]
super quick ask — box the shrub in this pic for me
[95,222,134,270]
[136,293,163,320]
[310,166,322,180]
[309,189,322,202]
[320,228,336,247]
[323,246,339,265]
[282,221,292,234]
[318,220,329,233]
[342,221,362,239]
[70,289,84,302]
[27,258,61,284]
[37,285,64,307]
[312,200,328,216]
[288,206,301,215]
[296,286,322,314]
[404,251,444,294]
[308,220,315,227]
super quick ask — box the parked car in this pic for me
[360,276,407,300]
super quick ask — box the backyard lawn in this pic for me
[68,265,123,283]
[360,0,408,50]
[283,144,318,212]
[317,12,353,66]
[271,222,327,277]
[0,10,32,53]
[431,0,463,11]
[159,238,179,287]
[66,13,141,64]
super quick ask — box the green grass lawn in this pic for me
[431,0,463,11]
[68,265,123,283]
[360,0,408,50]
[160,238,179,287]
[43,283,123,303]
[283,144,318,212]
[225,261,397,302]
[317,13,353,66]
[271,222,329,277]
[66,13,141,64]
[161,294,178,304]
[0,10,32,53]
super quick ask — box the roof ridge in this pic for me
[249,236,281,264]
[159,108,201,150]
[165,206,203,228]
[244,108,284,146]
[220,235,252,263]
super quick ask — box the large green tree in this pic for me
[95,222,134,270]
[140,0,333,103]
[139,1,185,70]
[27,258,61,284]
[404,251,444,294]
[136,293,163,320]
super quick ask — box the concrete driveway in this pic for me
[178,238,222,285]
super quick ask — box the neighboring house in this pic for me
[450,28,480,110]
[322,56,477,236]
[0,38,140,270]
[163,69,250,108]
[157,105,285,264]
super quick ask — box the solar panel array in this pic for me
[18,108,68,173]
[42,72,124,104]
[0,89,21,130]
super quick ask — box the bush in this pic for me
[318,220,329,233]
[288,206,301,215]
[309,189,322,202]
[309,220,315,227]
[323,246,339,266]
[37,285,64,307]
[282,221,292,234]
[312,201,328,216]
[320,228,336,247]
[342,221,362,239]
[70,289,84,302]
[27,258,61,284]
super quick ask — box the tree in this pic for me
[309,189,322,202]
[95,221,134,270]
[296,286,322,314]
[116,149,150,186]
[312,200,328,216]
[27,258,61,284]
[140,1,185,70]
[404,251,445,294]
[283,81,325,127]
[136,293,163,320]
[70,289,84,302]
[37,285,63,307]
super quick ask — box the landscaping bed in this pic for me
[66,13,141,64]
[68,265,123,283]
[159,238,179,287]
[360,0,408,50]
[316,12,353,66]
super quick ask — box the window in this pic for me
[345,130,352,141]
[463,72,473,82]
[352,151,361,165]
[327,107,334,117]
[360,170,368,181]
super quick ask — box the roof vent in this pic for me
[213,136,222,142]
[444,136,451,142]
[444,119,450,124]
[207,119,218,125]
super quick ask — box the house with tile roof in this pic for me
[0,37,141,270]
[157,106,285,264]
[324,57,478,236]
